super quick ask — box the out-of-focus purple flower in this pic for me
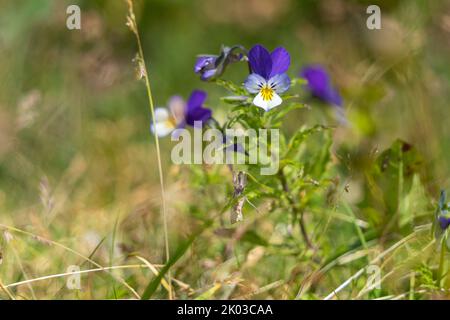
[439,216,450,231]
[194,45,245,81]
[435,190,450,244]
[151,90,212,137]
[244,45,291,111]
[299,65,343,107]
[184,90,212,127]
[437,190,450,232]
[194,56,217,80]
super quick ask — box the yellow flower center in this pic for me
[165,116,177,129]
[260,86,274,101]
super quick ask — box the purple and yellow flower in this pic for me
[194,45,245,81]
[244,45,291,111]
[151,90,212,137]
[299,65,342,107]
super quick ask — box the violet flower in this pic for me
[244,44,291,111]
[194,45,245,81]
[299,65,342,107]
[439,216,450,231]
[151,90,212,137]
[437,190,450,231]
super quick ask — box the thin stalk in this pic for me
[11,245,37,299]
[298,211,313,249]
[0,278,15,300]
[437,237,446,288]
[278,170,313,249]
[126,0,172,299]
[4,264,152,289]
[409,272,415,300]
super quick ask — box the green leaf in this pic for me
[265,102,307,125]
[221,96,251,105]
[284,125,329,159]
[370,139,424,218]
[241,230,269,246]
[308,130,332,179]
[225,105,263,129]
[398,174,428,228]
[195,283,222,300]
[214,79,247,95]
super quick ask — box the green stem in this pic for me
[127,0,172,299]
[278,170,314,249]
[437,237,446,288]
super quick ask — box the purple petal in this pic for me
[268,73,291,94]
[300,65,342,107]
[270,47,290,77]
[194,56,215,73]
[300,65,330,95]
[201,69,217,81]
[185,107,212,127]
[186,90,207,111]
[439,216,450,230]
[185,90,212,126]
[248,45,272,79]
[244,73,266,94]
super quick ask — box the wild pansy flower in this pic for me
[151,90,212,137]
[194,45,245,81]
[437,190,450,231]
[244,45,291,111]
[299,65,342,107]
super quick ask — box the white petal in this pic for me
[154,108,170,122]
[151,121,175,137]
[253,91,283,111]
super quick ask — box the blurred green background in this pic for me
[0,0,450,299]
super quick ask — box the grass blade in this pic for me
[141,223,210,300]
